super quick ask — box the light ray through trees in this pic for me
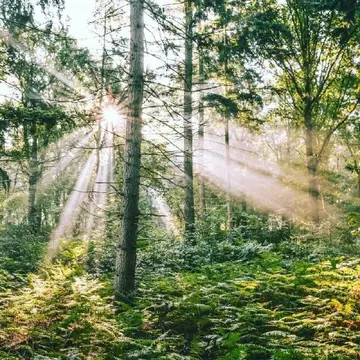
[0,128,95,224]
[149,189,180,235]
[46,152,97,259]
[46,119,116,258]
[84,122,114,240]
[0,29,94,103]
[38,128,95,193]
[191,124,341,223]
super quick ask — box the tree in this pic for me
[183,0,196,241]
[0,104,75,228]
[0,0,90,229]
[247,0,360,223]
[198,48,206,215]
[115,0,145,301]
[343,119,360,198]
[192,0,263,228]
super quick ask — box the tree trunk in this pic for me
[114,0,144,302]
[285,122,291,163]
[12,168,18,193]
[198,52,206,215]
[183,0,195,240]
[96,124,102,174]
[304,103,320,224]
[225,117,232,230]
[222,19,232,230]
[62,191,66,207]
[54,189,61,224]
[28,123,39,229]
[97,5,108,174]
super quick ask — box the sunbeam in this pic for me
[0,29,94,103]
[0,1,359,358]
[84,122,114,240]
[149,189,179,235]
[46,152,96,259]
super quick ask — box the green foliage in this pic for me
[204,93,240,117]
[1,192,360,359]
[139,234,272,273]
[0,224,49,274]
[0,248,129,359]
[81,189,360,359]
[0,104,75,159]
[0,152,82,274]
[345,162,359,174]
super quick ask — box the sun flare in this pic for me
[102,105,120,124]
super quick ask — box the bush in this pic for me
[138,233,273,273]
[0,224,49,274]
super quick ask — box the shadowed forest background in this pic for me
[0,0,359,359]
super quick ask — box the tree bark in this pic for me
[183,0,195,240]
[285,122,292,163]
[225,117,232,230]
[304,102,320,224]
[222,18,232,230]
[54,189,61,224]
[198,52,206,215]
[97,5,108,174]
[28,123,39,229]
[114,0,144,302]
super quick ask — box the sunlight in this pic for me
[149,189,180,236]
[102,105,121,124]
[190,123,322,222]
[84,122,114,241]
[46,152,97,259]
[0,29,93,103]
[1,0,360,357]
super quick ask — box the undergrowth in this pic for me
[0,187,359,359]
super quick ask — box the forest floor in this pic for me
[0,183,359,360]
[0,209,360,360]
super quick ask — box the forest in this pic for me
[0,0,359,359]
